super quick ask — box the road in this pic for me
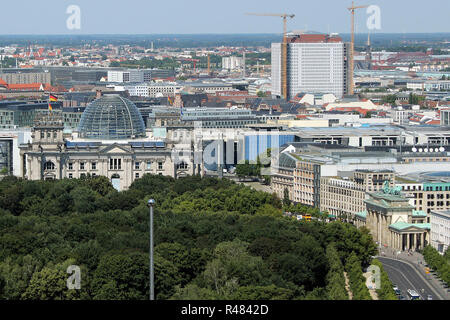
[378,256,445,300]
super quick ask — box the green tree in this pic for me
[325,243,348,300]
[345,252,371,300]
[156,242,211,286]
[199,239,270,297]
[257,91,267,98]
[371,259,397,300]
[283,188,291,207]
[171,284,219,300]
[91,253,149,300]
[230,284,294,300]
[382,95,397,105]
[21,263,81,300]
[70,186,98,213]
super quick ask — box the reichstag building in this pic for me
[20,94,200,190]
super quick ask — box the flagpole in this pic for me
[48,93,51,115]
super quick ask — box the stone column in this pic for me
[406,233,410,250]
[390,232,392,248]
[20,154,25,178]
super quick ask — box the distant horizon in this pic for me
[0,1,448,34]
[1,32,450,36]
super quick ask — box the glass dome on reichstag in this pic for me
[77,95,146,140]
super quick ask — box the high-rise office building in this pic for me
[271,33,350,100]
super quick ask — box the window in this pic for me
[109,158,122,170]
[177,161,188,170]
[135,172,140,179]
[68,173,73,179]
[44,161,55,171]
[68,162,73,170]
[80,162,85,170]
[158,162,163,170]
[91,162,97,170]
[146,161,152,170]
[40,132,45,139]
[53,132,57,139]
[135,161,140,170]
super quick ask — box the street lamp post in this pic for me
[147,199,155,300]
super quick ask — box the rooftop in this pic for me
[389,222,431,231]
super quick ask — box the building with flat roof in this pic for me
[430,210,450,254]
[107,69,175,83]
[0,72,51,85]
[271,33,349,100]
[320,169,396,222]
[397,174,450,214]
[181,107,259,129]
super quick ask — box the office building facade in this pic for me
[271,33,348,100]
[430,210,450,254]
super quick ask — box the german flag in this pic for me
[49,94,58,102]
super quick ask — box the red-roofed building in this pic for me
[329,107,376,117]
[6,83,44,91]
[44,84,68,93]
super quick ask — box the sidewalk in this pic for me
[378,247,449,300]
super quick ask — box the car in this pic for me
[427,295,433,300]
[392,285,401,295]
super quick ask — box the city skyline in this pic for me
[1,0,449,35]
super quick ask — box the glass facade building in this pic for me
[77,95,146,140]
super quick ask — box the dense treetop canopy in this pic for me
[0,174,377,300]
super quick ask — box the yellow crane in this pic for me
[347,2,368,95]
[246,13,295,100]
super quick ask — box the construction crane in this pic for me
[347,2,368,95]
[246,13,295,100]
[245,13,295,39]
[207,54,211,75]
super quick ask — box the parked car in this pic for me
[393,285,401,295]
[427,294,433,300]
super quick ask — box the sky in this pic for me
[1,0,449,35]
